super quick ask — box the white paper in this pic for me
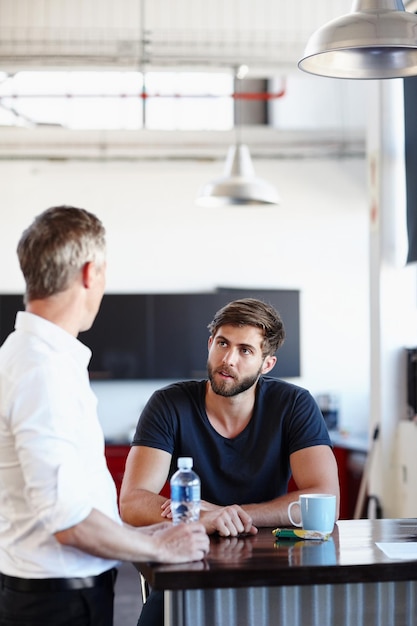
[376,542,417,560]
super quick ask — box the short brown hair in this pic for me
[17,205,106,303]
[208,298,285,357]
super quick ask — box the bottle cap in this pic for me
[177,457,193,469]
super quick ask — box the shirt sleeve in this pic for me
[285,387,332,455]
[132,387,179,454]
[9,356,94,534]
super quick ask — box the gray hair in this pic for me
[17,205,106,303]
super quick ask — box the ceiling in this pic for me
[0,0,363,74]
[3,0,411,160]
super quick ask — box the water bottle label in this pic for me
[171,484,200,502]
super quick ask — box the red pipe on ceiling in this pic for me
[1,85,286,100]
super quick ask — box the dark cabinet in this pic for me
[151,293,227,379]
[0,289,300,380]
[0,294,25,345]
[82,294,149,379]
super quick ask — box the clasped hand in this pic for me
[161,499,258,537]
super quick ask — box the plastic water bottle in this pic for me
[170,457,201,524]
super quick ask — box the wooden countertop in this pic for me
[136,519,417,591]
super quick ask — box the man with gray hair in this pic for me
[0,205,208,626]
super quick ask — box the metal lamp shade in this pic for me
[298,0,417,79]
[196,144,280,207]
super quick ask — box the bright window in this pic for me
[0,71,234,130]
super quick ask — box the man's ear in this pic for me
[261,355,277,375]
[81,262,94,288]
[208,335,214,351]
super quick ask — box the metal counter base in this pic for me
[165,580,417,626]
[136,522,417,626]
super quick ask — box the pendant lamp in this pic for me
[196,143,280,207]
[196,66,280,207]
[298,0,417,79]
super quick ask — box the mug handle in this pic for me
[288,500,302,527]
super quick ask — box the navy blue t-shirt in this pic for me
[132,376,331,506]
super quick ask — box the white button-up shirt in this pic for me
[0,311,120,578]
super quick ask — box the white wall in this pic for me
[0,155,369,440]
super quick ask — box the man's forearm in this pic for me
[241,493,296,528]
[55,508,209,564]
[55,508,161,561]
[242,486,339,528]
[119,489,166,527]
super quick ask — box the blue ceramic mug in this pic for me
[288,494,336,533]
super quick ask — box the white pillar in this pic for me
[367,79,417,517]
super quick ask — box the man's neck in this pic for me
[205,381,257,438]
[26,288,83,337]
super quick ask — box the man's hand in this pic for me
[144,521,209,563]
[161,499,258,537]
[200,502,258,536]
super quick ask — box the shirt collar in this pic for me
[15,311,92,368]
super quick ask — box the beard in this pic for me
[207,361,263,397]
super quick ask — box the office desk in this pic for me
[136,519,417,626]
